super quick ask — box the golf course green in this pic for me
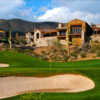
[0,50,100,100]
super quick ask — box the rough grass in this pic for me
[0,50,100,100]
[0,50,100,77]
[0,50,100,69]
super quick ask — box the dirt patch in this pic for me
[0,74,95,99]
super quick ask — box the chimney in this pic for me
[58,23,62,28]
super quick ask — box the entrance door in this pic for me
[69,36,72,45]
[72,35,82,46]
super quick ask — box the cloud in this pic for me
[0,0,25,19]
[51,0,100,13]
[0,0,100,24]
[0,0,25,13]
[0,0,40,21]
[38,7,100,23]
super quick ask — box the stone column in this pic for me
[81,30,85,47]
[57,31,60,36]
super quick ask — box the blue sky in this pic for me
[0,0,100,24]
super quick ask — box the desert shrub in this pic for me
[20,93,39,100]
[90,41,100,53]
[90,45,100,53]
[39,41,69,62]
[63,55,70,61]
[41,53,49,61]
[14,47,24,53]
[14,38,26,46]
[96,50,100,57]
[71,53,78,58]
[89,48,95,53]
[20,93,45,100]
[82,42,90,52]
[30,52,40,58]
[49,41,68,62]
[72,46,81,54]
[68,56,76,62]
[70,46,80,60]
[80,51,87,58]
[23,49,33,54]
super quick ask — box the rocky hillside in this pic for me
[0,19,58,33]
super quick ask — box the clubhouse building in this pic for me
[33,19,93,47]
[0,19,100,47]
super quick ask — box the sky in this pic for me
[0,0,100,24]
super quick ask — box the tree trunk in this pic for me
[8,31,12,49]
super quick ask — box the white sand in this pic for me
[0,64,9,68]
[0,74,95,99]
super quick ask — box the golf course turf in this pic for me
[0,50,100,100]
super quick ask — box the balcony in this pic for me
[69,33,81,36]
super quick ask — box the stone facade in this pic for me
[34,29,57,47]
[67,19,92,46]
[57,19,93,47]
[25,32,34,46]
[18,19,96,47]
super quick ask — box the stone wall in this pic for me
[35,37,57,47]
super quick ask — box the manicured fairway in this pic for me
[0,50,100,100]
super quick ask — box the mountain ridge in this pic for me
[0,19,59,33]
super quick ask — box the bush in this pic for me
[41,53,49,61]
[90,41,100,53]
[20,93,38,100]
[71,53,78,58]
[20,93,45,100]
[96,50,100,57]
[23,49,33,55]
[63,55,70,62]
[80,51,87,58]
[82,42,90,52]
[14,38,26,46]
[39,41,69,62]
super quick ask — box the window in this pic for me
[71,25,82,33]
[43,32,57,37]
[59,31,66,36]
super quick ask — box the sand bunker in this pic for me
[0,64,9,68]
[0,74,95,99]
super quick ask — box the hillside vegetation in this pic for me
[0,19,58,33]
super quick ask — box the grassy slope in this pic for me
[0,50,100,77]
[0,50,100,100]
